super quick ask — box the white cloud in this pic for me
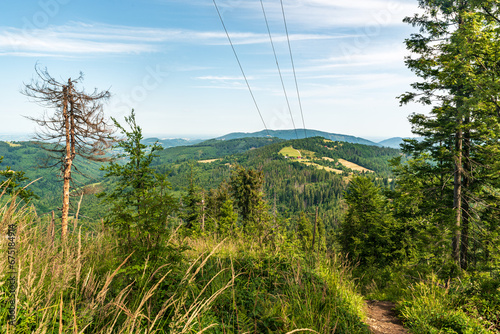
[196,75,251,80]
[238,0,421,29]
[0,22,344,57]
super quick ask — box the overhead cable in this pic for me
[212,0,270,137]
[280,0,307,138]
[259,0,299,139]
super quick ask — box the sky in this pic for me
[0,0,428,141]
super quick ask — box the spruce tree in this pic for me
[181,166,203,230]
[338,176,399,268]
[400,0,500,270]
[99,110,176,254]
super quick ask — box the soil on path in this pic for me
[365,300,409,334]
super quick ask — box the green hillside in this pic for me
[0,135,380,333]
[2,128,498,332]
[0,141,104,217]
[215,129,380,146]
[0,136,398,229]
[155,136,400,239]
[154,136,284,163]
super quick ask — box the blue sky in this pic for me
[0,0,427,140]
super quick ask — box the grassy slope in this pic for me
[0,137,398,225]
[279,146,302,158]
[0,196,371,333]
[3,138,496,332]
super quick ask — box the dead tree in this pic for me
[22,66,114,240]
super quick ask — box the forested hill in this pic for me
[157,136,400,175]
[155,137,285,163]
[378,137,404,148]
[158,136,400,234]
[140,128,381,149]
[214,129,380,146]
[0,140,103,215]
[0,136,400,227]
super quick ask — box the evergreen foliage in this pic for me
[399,0,500,271]
[297,212,313,251]
[180,165,204,230]
[98,110,177,257]
[338,176,402,268]
[229,166,265,229]
[0,156,37,203]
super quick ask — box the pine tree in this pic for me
[297,212,312,251]
[229,166,265,229]
[400,0,500,270]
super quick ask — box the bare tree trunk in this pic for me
[312,207,318,252]
[49,211,55,245]
[201,198,205,232]
[452,117,463,268]
[460,124,471,270]
[61,85,71,240]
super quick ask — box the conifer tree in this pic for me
[230,166,265,229]
[400,0,500,270]
[338,176,399,267]
[182,166,203,230]
[297,212,312,251]
[99,110,176,253]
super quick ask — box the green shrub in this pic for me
[396,275,491,334]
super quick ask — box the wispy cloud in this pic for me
[196,75,254,81]
[194,75,259,90]
[0,21,344,57]
[0,24,156,56]
[211,0,420,29]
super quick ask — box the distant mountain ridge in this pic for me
[377,137,423,149]
[141,137,203,148]
[7,130,404,149]
[378,137,404,149]
[214,129,381,147]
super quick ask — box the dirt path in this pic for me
[365,301,409,334]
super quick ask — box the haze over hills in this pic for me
[214,129,381,146]
[144,131,416,150]
[2,129,412,150]
[0,134,33,141]
[377,137,404,149]
[141,137,204,148]
[377,137,424,149]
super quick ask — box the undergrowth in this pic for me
[0,195,370,333]
[363,265,500,334]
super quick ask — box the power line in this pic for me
[212,0,270,137]
[280,0,307,139]
[259,0,299,140]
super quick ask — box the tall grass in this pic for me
[182,236,370,333]
[1,194,370,333]
[0,194,232,333]
[395,274,492,333]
